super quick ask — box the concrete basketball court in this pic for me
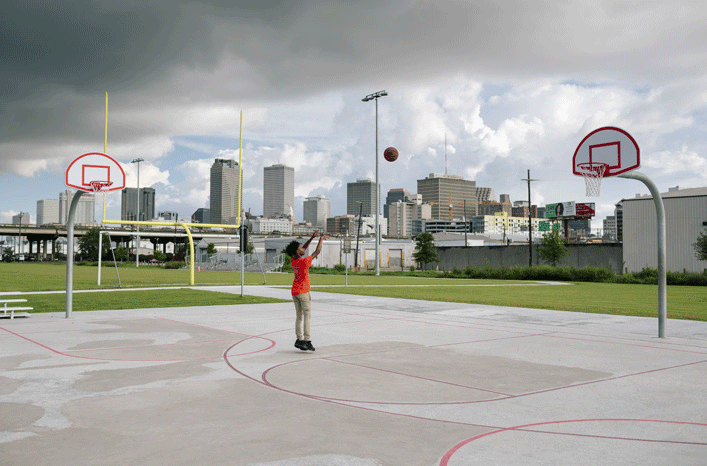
[1,284,706,465]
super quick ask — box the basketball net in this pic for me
[577,163,608,197]
[89,181,113,193]
[89,181,113,205]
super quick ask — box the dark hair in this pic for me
[285,240,300,257]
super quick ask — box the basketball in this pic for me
[383,146,398,162]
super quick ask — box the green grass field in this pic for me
[2,262,706,321]
[12,289,288,314]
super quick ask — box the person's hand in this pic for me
[312,230,319,237]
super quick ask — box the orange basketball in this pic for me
[383,147,398,162]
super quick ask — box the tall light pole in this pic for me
[132,158,144,267]
[362,90,387,276]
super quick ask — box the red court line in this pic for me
[0,319,274,362]
[325,357,513,396]
[440,419,707,465]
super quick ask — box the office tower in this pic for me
[59,190,96,224]
[210,158,240,224]
[347,179,377,216]
[303,195,331,229]
[36,199,60,224]
[384,188,411,220]
[263,164,295,219]
[12,212,30,225]
[476,187,495,203]
[121,188,156,222]
[388,201,432,237]
[417,173,477,220]
[192,208,210,224]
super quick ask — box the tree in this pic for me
[240,240,254,254]
[77,227,111,261]
[693,230,707,261]
[413,232,439,270]
[538,230,569,266]
[206,243,217,255]
[3,247,13,261]
[114,246,129,262]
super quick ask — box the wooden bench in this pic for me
[0,299,32,319]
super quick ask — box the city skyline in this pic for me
[18,166,591,229]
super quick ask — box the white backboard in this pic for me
[65,152,126,192]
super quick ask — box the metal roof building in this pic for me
[621,186,707,273]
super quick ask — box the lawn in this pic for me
[0,262,520,291]
[313,282,707,321]
[13,289,288,314]
[2,262,706,321]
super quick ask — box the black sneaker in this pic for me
[295,339,307,351]
[305,341,315,351]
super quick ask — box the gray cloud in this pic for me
[2,0,707,224]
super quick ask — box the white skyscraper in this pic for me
[59,190,96,224]
[210,159,239,224]
[263,164,294,219]
[303,195,331,229]
[36,199,60,224]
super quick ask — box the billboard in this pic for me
[544,202,595,219]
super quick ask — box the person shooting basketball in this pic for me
[286,230,329,351]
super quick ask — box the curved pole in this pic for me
[179,223,195,285]
[618,171,667,338]
[65,191,85,318]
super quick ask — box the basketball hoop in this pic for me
[89,181,113,193]
[576,162,608,197]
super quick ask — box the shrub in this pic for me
[163,261,185,269]
[334,264,346,272]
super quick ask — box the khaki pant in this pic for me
[293,292,311,341]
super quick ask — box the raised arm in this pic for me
[311,234,329,259]
[301,230,318,251]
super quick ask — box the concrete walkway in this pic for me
[1,285,706,465]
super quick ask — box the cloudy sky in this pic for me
[2,0,706,231]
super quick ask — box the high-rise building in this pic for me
[384,188,411,220]
[12,212,30,225]
[210,159,240,224]
[303,195,331,229]
[192,208,210,224]
[121,188,156,222]
[263,164,294,219]
[417,173,477,219]
[347,179,377,216]
[388,201,432,237]
[36,199,60,224]
[476,187,495,203]
[60,190,96,224]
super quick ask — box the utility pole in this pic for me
[463,199,468,246]
[521,169,539,266]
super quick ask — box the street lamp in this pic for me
[362,90,387,276]
[131,158,144,267]
[354,201,363,269]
